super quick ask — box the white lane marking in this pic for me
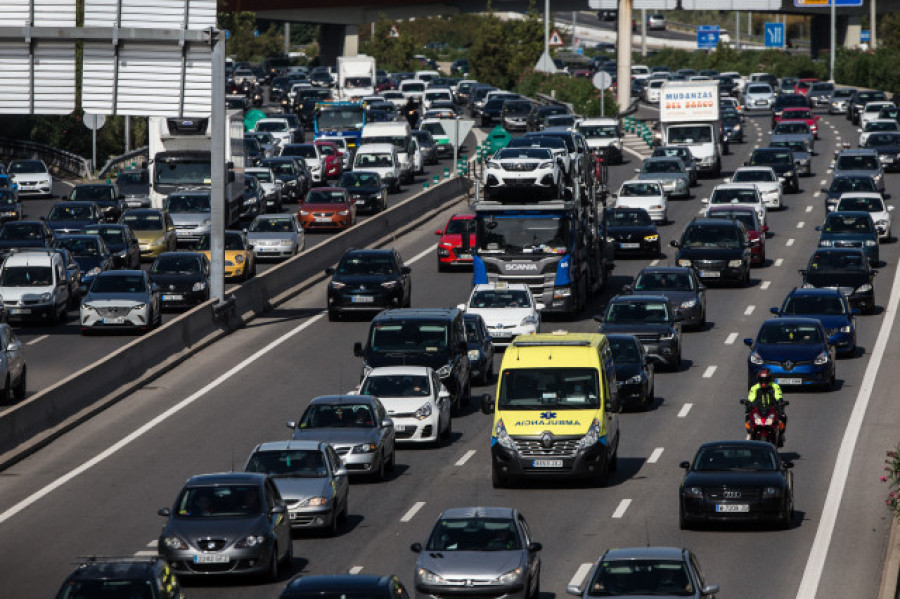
[650,259,660,266]
[827,169,833,174]
[569,563,594,590]
[400,501,426,523]
[134,551,157,557]
[0,313,328,527]
[678,403,693,418]
[797,221,805,229]
[806,205,814,212]
[725,332,738,344]
[786,238,795,246]
[623,145,650,161]
[697,208,706,215]
[744,305,755,315]
[408,244,435,265]
[819,179,827,186]
[612,498,632,518]
[26,334,49,346]
[702,365,717,378]
[146,540,157,547]
[796,202,900,598]
[761,281,771,290]
[647,447,664,464]
[813,192,821,198]
[349,566,364,575]
[775,258,784,266]
[455,450,476,466]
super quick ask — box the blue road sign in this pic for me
[764,22,785,48]
[861,30,871,43]
[794,0,862,6]
[697,25,720,50]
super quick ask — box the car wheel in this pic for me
[440,413,453,443]
[462,380,471,407]
[647,383,655,407]
[373,452,387,482]
[386,448,396,473]
[327,510,340,536]
[491,465,507,488]
[679,506,692,530]
[672,347,682,372]
[528,573,540,599]
[779,496,793,530]
[0,376,9,404]
[265,545,279,582]
[327,309,340,322]
[593,452,610,487]
[437,259,447,272]
[12,367,26,402]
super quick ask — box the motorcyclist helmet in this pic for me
[758,368,772,387]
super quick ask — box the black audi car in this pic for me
[280,575,409,599]
[595,294,683,370]
[863,131,900,172]
[603,207,660,257]
[326,248,412,320]
[670,218,751,287]
[338,171,388,214]
[149,251,211,310]
[679,440,794,530]
[607,334,654,411]
[800,247,877,314]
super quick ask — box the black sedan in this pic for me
[595,295,683,370]
[464,312,495,385]
[326,248,412,321]
[68,183,124,222]
[679,440,794,530]
[82,223,141,269]
[338,171,388,214]
[625,266,707,329]
[280,575,409,599]
[149,252,211,310]
[604,207,660,257]
[0,186,22,222]
[863,131,900,172]
[607,334,654,410]
[801,247,877,314]
[56,234,114,294]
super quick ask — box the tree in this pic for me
[469,12,513,88]
[877,13,900,51]
[361,17,419,72]
[218,12,283,61]
[507,2,545,81]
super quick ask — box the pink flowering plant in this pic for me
[883,446,900,517]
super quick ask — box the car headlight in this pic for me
[351,443,377,454]
[130,303,146,311]
[643,234,659,242]
[734,124,742,131]
[878,219,890,227]
[82,302,97,311]
[763,486,783,497]
[436,364,452,378]
[606,236,615,243]
[300,496,328,507]
[234,254,245,264]
[840,325,852,333]
[417,568,446,584]
[495,418,515,451]
[576,418,601,450]
[626,374,643,385]
[856,283,873,293]
[85,267,101,277]
[683,486,703,498]
[728,259,743,267]
[538,161,553,169]
[152,236,166,246]
[329,280,345,290]
[415,403,433,420]
[785,170,795,177]
[381,280,398,289]
[677,259,692,267]
[750,351,763,365]
[520,314,538,326]
[680,299,697,309]
[280,239,294,246]
[487,161,500,169]
[339,209,350,216]
[496,568,524,585]
[865,240,877,247]
[299,210,310,216]
[819,240,833,247]
[40,292,51,302]
[468,349,481,361]
[162,536,188,550]
[814,351,830,365]
[874,173,883,181]
[660,331,676,340]
[234,534,266,548]
[192,281,207,291]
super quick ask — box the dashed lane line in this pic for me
[797,221,805,229]
[349,566,364,575]
[569,563,594,590]
[612,499,632,518]
[787,238,795,246]
[761,281,771,290]
[725,332,738,344]
[26,334,49,346]
[775,258,784,266]
[455,450,476,466]
[744,305,756,315]
[702,365,717,378]
[647,447,664,464]
[678,403,693,418]
[400,501,426,523]
[806,205,814,212]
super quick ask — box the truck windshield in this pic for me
[477,216,569,255]
[154,160,211,186]
[316,107,364,130]
[498,368,600,409]
[667,125,712,144]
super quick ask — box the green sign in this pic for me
[485,125,512,154]
[244,109,267,132]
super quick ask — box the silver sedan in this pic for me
[247,214,305,260]
[80,270,161,334]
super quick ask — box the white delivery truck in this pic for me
[147,112,244,226]
[659,80,722,178]
[337,54,376,100]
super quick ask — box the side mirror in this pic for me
[527,542,542,552]
[535,303,545,311]
[285,420,296,429]
[158,507,171,517]
[567,584,584,596]
[481,393,494,414]
[353,342,363,357]
[743,161,749,166]
[739,399,749,406]
[679,461,690,469]
[700,198,708,203]
[872,270,879,276]
[633,168,641,173]
[761,225,769,233]
[770,307,780,315]
[411,542,423,553]
[401,266,411,275]
[815,226,822,231]
[889,206,895,212]
[701,585,721,596]
[621,283,633,293]
[669,240,680,248]
[743,338,753,346]
[381,418,394,428]
[592,313,604,323]
[799,269,807,276]
[434,229,443,235]
[784,462,794,469]
[325,267,335,276]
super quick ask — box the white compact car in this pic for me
[858,119,900,147]
[728,167,783,210]
[860,102,896,128]
[460,283,543,346]
[483,147,563,200]
[8,159,53,198]
[614,180,667,224]
[835,192,893,239]
[357,366,451,444]
[703,183,767,227]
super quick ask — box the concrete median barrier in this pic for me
[0,176,471,466]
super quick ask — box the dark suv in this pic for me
[326,249,412,320]
[354,308,471,415]
[670,217,752,286]
[746,147,799,193]
[848,89,888,125]
[594,295,683,370]
[55,556,183,599]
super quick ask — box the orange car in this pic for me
[297,187,357,231]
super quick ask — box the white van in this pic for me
[399,79,426,102]
[0,249,70,324]
[360,122,414,184]
[253,118,293,147]
[353,143,402,193]
[414,70,440,83]
[423,88,454,110]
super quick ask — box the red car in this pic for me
[313,140,344,180]
[793,78,818,96]
[706,205,768,265]
[775,107,821,138]
[296,187,356,231]
[435,213,475,271]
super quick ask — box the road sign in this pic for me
[697,26,720,50]
[861,30,871,43]
[764,22,785,48]
[592,71,613,90]
[793,0,862,6]
[548,29,564,46]
[82,113,106,130]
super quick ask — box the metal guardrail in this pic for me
[98,146,149,179]
[0,137,91,179]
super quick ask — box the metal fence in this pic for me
[0,137,91,179]
[98,146,149,179]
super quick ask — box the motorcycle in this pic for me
[252,91,263,107]
[740,399,788,447]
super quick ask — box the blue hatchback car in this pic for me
[744,317,836,390]
[770,288,858,357]
[816,211,879,265]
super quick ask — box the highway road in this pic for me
[3,129,476,402]
[1,106,899,599]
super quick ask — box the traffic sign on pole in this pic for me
[861,30,871,43]
[793,0,862,6]
[764,22,785,48]
[697,26,720,50]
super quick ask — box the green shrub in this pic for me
[516,72,618,117]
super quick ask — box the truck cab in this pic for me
[659,80,722,178]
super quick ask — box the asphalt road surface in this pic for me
[0,108,898,599]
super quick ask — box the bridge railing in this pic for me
[0,137,91,179]
[98,147,149,180]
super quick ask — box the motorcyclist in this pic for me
[403,97,420,129]
[746,368,786,446]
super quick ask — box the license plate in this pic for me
[699,270,720,278]
[315,216,332,223]
[619,243,640,249]
[716,504,750,513]
[10,308,30,315]
[458,253,472,259]
[777,377,803,385]
[102,317,125,324]
[492,330,513,338]
[355,200,367,205]
[351,295,374,303]
[162,294,183,301]
[532,459,563,468]
[194,554,229,564]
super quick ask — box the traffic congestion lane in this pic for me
[0,111,898,599]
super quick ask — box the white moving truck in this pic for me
[147,112,244,226]
[659,80,722,178]
[337,54,376,100]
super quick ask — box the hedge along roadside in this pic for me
[0,176,472,468]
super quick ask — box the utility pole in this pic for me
[871,0,877,49]
[283,22,290,56]
[735,12,741,50]
[617,0,633,109]
[572,10,577,49]
[642,8,647,57]
[830,0,836,81]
